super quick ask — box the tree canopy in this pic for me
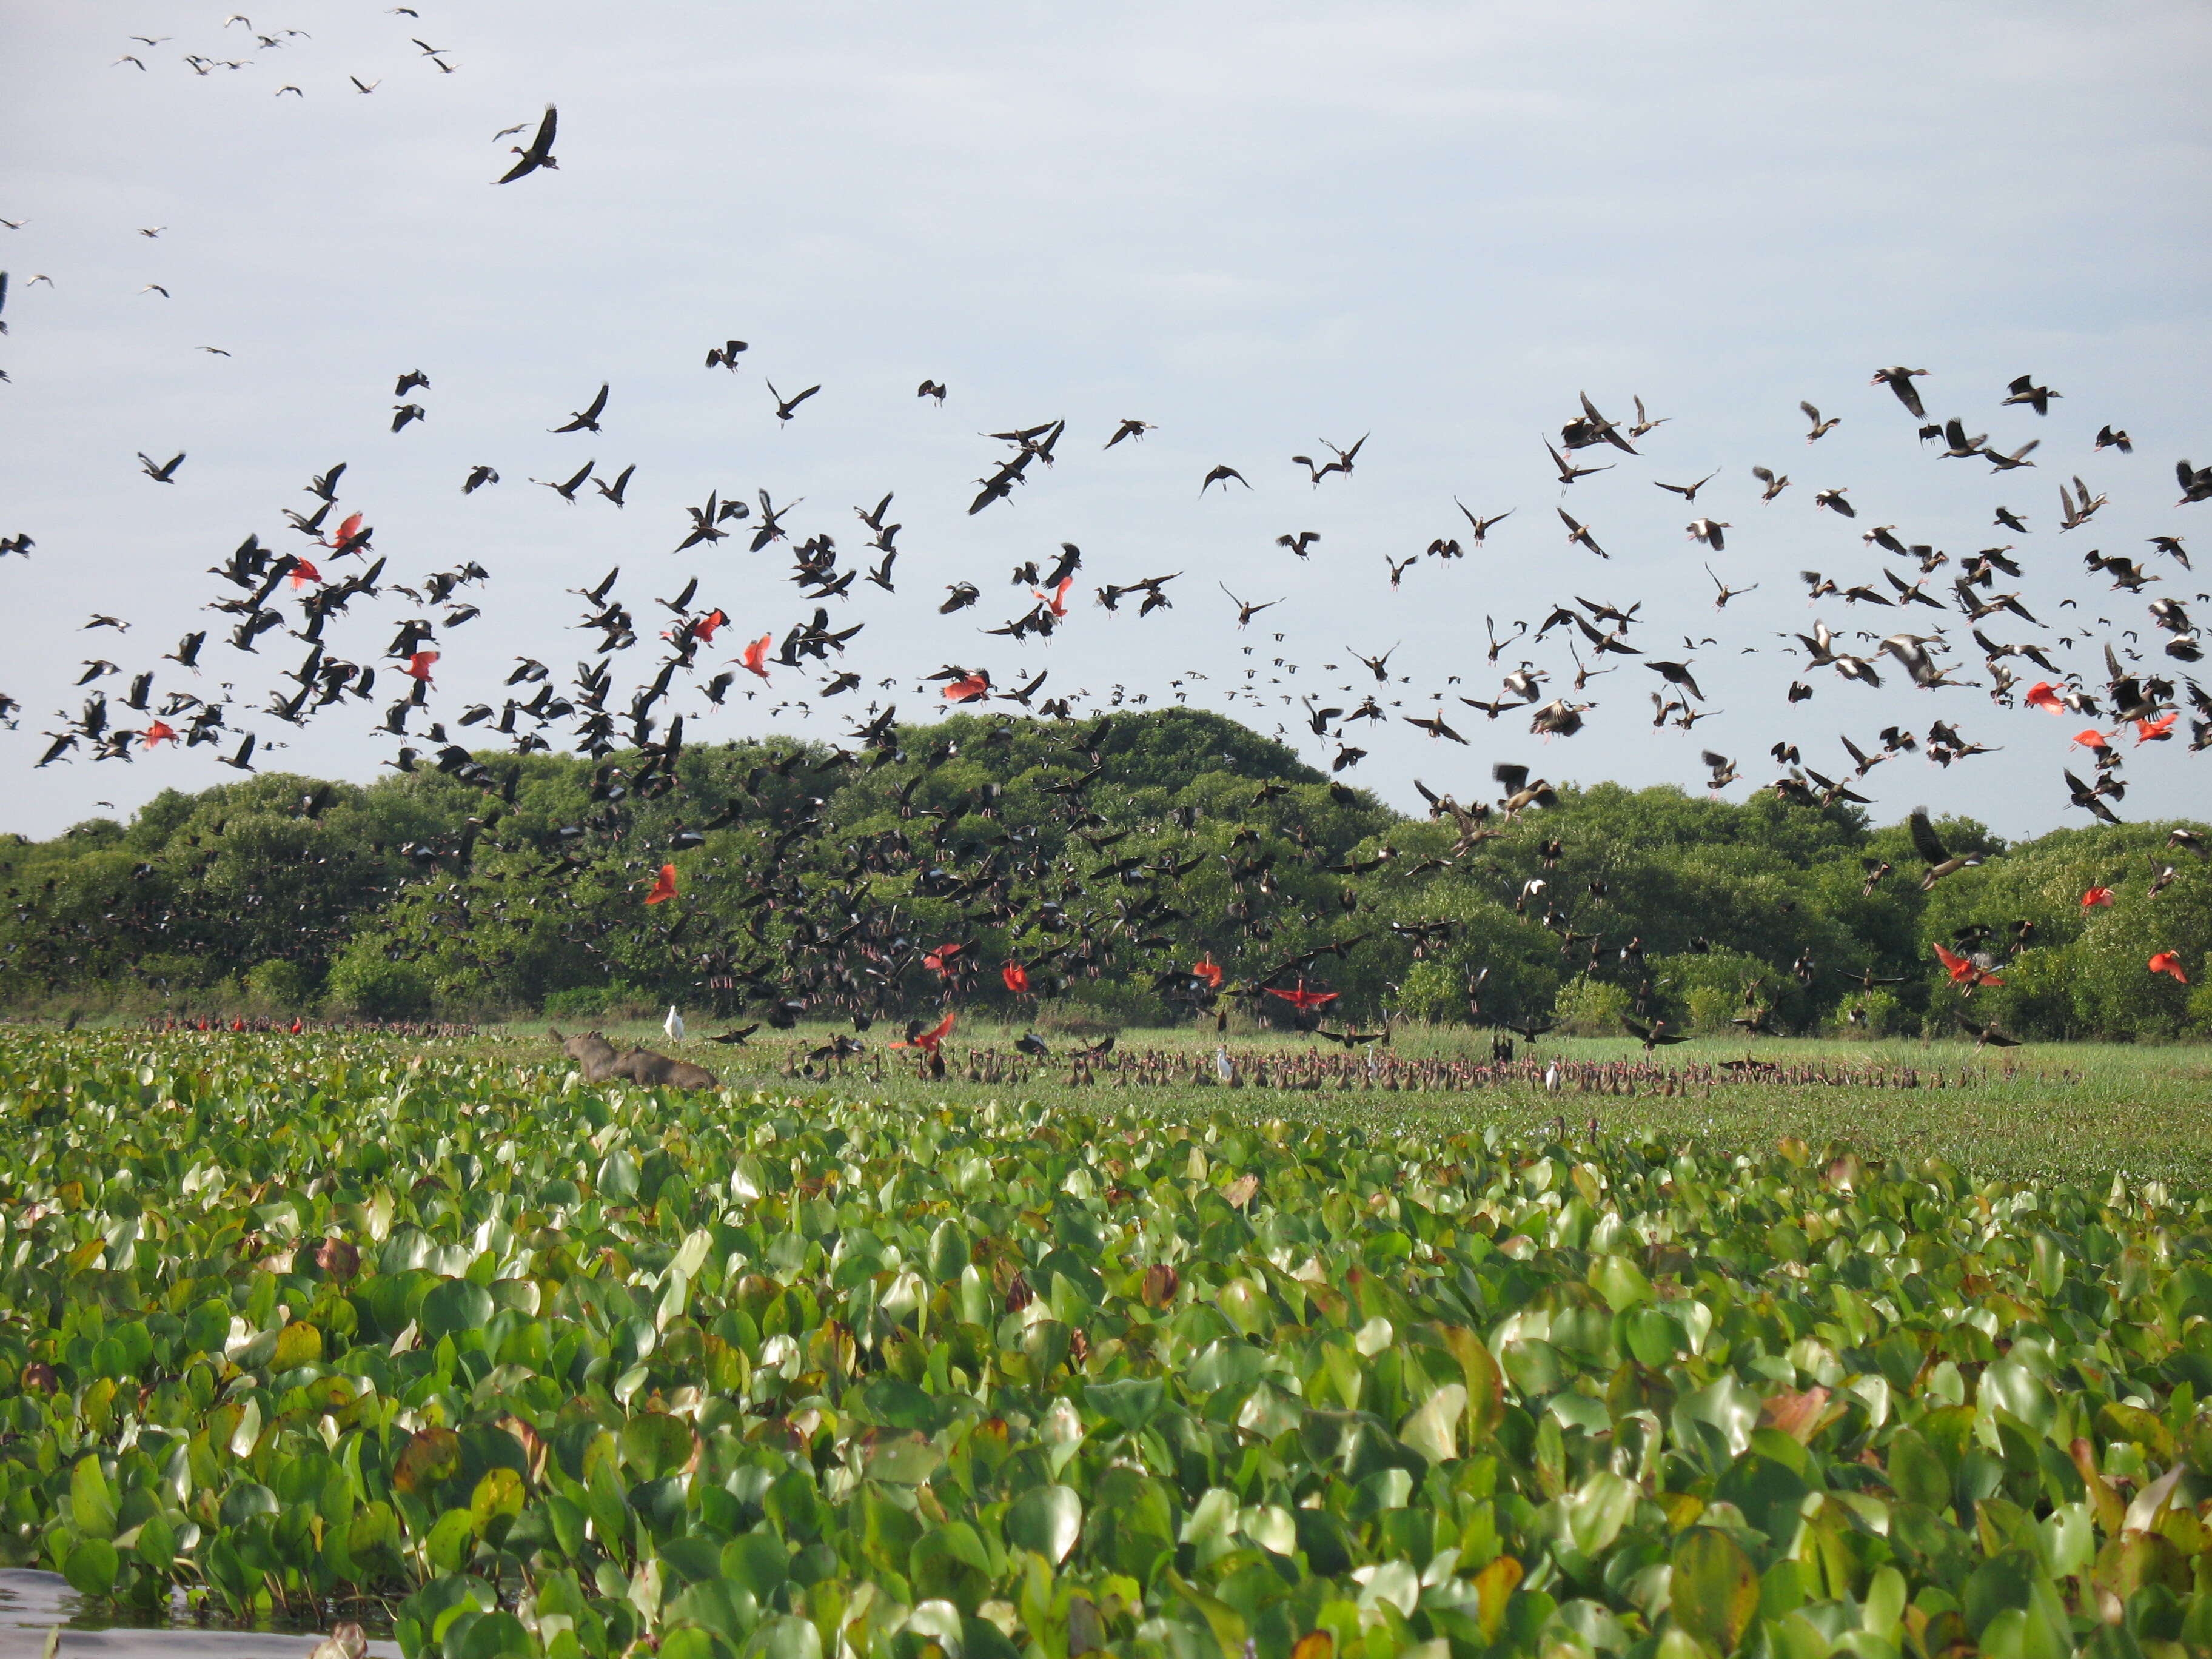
[3,708,2205,1039]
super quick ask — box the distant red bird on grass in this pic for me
[642,863,678,905]
[891,1010,956,1053]
[1264,980,1339,1010]
[2150,951,2190,983]
[1932,941,2004,989]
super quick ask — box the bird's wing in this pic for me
[1906,808,1949,866]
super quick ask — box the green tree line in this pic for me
[3,708,2207,1039]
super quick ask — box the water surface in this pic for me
[0,1575,398,1659]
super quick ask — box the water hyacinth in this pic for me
[2,1031,2211,1659]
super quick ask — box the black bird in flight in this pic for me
[768,381,820,423]
[498,106,558,183]
[552,383,608,433]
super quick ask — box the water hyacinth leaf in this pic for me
[1399,1382,1466,1466]
[1716,1450,1814,1549]
[927,1219,972,1284]
[1237,1379,1304,1441]
[427,1506,477,1573]
[1040,1396,1086,1471]
[750,1615,823,1659]
[667,1577,760,1647]
[866,1433,944,1485]
[1008,1486,1084,1566]
[1980,1359,2054,1435]
[597,1149,640,1201]
[1435,1323,1507,1434]
[1885,1429,1951,1512]
[671,1227,712,1281]
[1087,1376,1166,1433]
[620,1413,694,1480]
[1677,1374,1761,1460]
[132,1512,176,1572]
[1590,1254,1654,1312]
[456,1610,534,1659]
[63,1536,121,1598]
[395,1427,464,1496]
[1217,1277,1267,1335]
[470,1468,525,1533]
[218,1482,279,1527]
[1474,1555,1523,1641]
[1671,1528,1758,1653]
[1626,1306,1682,1369]
[1501,1338,1565,1399]
[272,1320,323,1369]
[227,1396,264,1459]
[70,1455,118,1541]
[854,1375,939,1432]
[1562,1470,1641,1558]
[721,1532,789,1603]
[420,1278,494,1342]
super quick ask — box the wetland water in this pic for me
[0,1576,397,1659]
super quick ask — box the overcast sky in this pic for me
[4,1,2210,842]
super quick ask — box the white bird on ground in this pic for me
[1214,1045,1235,1085]
[663,1005,685,1042]
[1544,1061,1561,1092]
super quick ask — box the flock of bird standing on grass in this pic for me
[2,9,2208,1064]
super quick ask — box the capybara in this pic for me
[550,1027,717,1091]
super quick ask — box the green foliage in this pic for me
[1393,959,1461,1023]
[1921,820,2212,1039]
[324,939,435,1020]
[1550,974,1629,1034]
[9,1030,2212,1659]
[244,958,317,1013]
[542,982,651,1022]
[0,709,2204,1039]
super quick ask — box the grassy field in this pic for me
[19,1012,2212,1182]
[488,1018,2212,1188]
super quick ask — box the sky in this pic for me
[3,1,2210,842]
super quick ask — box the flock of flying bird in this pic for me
[3,12,2209,1045]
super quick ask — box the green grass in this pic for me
[27,1012,2212,1181]
[501,1019,2212,1187]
